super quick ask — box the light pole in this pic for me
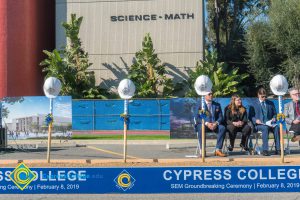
[270,74,288,163]
[118,79,135,163]
[43,77,62,163]
[194,75,213,162]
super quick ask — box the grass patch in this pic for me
[72,134,170,140]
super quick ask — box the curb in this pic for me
[1,156,300,165]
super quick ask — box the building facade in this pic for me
[9,114,71,133]
[0,0,204,97]
[56,0,204,92]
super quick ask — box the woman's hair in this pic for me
[228,94,245,115]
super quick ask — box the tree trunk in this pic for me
[224,0,228,48]
[228,0,239,48]
[214,0,220,56]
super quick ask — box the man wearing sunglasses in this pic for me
[249,87,280,156]
[195,91,227,157]
[284,87,300,142]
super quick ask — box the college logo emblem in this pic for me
[9,163,36,190]
[114,170,136,191]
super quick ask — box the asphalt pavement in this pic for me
[1,139,299,161]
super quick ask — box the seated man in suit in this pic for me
[249,87,280,156]
[195,90,227,157]
[284,87,300,141]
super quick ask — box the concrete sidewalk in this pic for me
[1,139,300,167]
[8,139,196,145]
[7,139,200,149]
[7,138,300,148]
[1,156,300,166]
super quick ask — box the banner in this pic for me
[170,98,290,138]
[2,164,300,193]
[1,96,72,140]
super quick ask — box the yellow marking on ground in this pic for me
[87,145,141,159]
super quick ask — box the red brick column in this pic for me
[0,0,55,98]
[0,0,8,98]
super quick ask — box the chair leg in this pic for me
[223,132,229,155]
[270,141,275,151]
[254,132,261,155]
[240,133,245,152]
[253,133,258,151]
[242,135,251,154]
[248,137,255,155]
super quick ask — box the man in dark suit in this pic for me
[284,87,300,141]
[249,87,280,156]
[195,91,227,157]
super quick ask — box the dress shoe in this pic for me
[228,145,233,152]
[275,150,285,155]
[291,135,300,142]
[262,150,271,156]
[240,143,249,151]
[215,150,227,157]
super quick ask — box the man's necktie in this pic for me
[296,101,300,117]
[207,103,212,113]
[262,101,267,123]
[207,103,212,122]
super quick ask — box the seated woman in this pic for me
[225,94,252,151]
